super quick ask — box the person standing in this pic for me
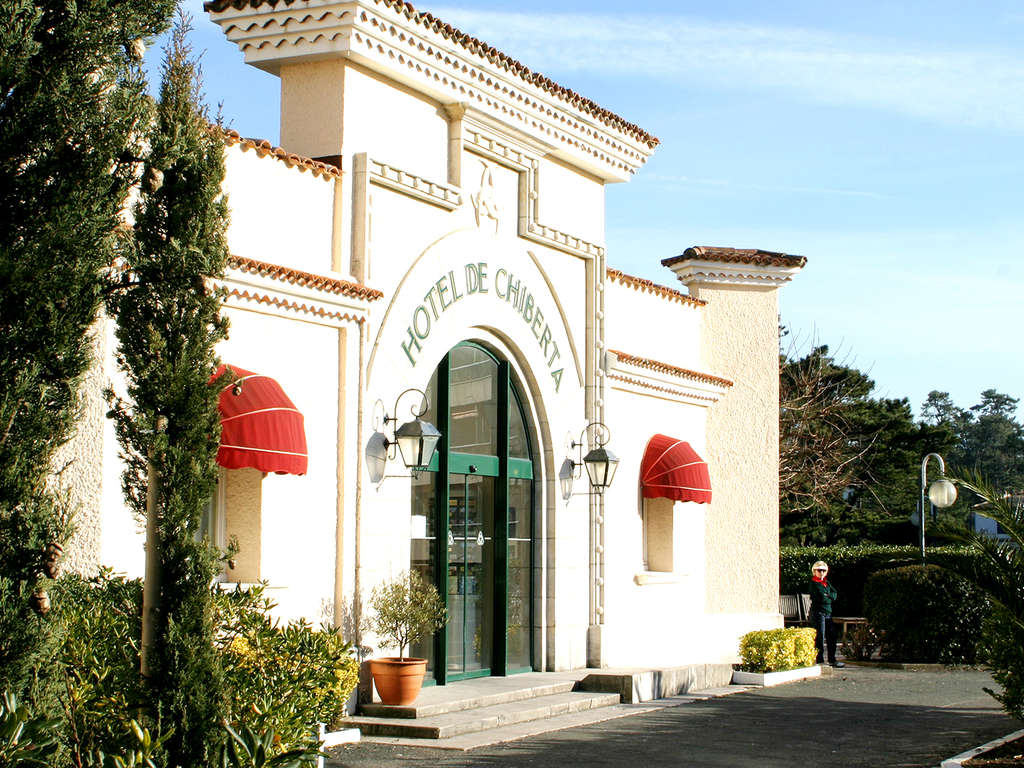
[809,560,845,668]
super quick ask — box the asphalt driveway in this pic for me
[326,666,1023,768]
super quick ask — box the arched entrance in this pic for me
[410,342,535,683]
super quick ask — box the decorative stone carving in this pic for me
[470,161,500,233]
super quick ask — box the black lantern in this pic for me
[394,416,442,469]
[583,444,619,490]
[567,422,617,495]
[383,388,442,470]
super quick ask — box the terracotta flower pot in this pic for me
[369,657,428,705]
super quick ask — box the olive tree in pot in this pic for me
[366,570,447,705]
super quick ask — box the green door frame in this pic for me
[424,344,534,684]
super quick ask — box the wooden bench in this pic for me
[779,593,811,627]
[831,616,867,644]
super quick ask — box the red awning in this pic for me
[640,434,711,503]
[213,364,308,476]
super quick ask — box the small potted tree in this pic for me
[365,570,447,705]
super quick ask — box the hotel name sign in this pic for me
[399,262,565,391]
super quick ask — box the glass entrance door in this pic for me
[446,472,495,677]
[410,343,535,684]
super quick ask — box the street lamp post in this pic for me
[919,452,958,564]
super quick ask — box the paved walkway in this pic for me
[326,666,1023,768]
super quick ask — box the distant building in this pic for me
[64,0,805,686]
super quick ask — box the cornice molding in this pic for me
[664,259,804,288]
[606,350,730,407]
[206,0,654,180]
[219,259,375,327]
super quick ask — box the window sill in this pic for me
[634,571,687,586]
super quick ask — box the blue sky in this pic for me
[150,1,1024,419]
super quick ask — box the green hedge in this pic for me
[864,565,990,664]
[780,545,984,616]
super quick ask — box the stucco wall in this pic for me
[219,305,341,622]
[688,284,780,616]
[224,467,262,583]
[56,318,109,576]
[222,142,336,276]
[341,64,448,183]
[603,278,701,367]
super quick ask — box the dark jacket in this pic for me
[809,576,837,615]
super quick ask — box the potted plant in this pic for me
[365,570,447,705]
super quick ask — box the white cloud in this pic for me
[432,7,1024,133]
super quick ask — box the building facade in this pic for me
[63,0,806,684]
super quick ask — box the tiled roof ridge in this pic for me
[608,349,733,388]
[606,268,705,307]
[228,254,383,300]
[215,126,342,180]
[662,246,807,269]
[203,0,658,148]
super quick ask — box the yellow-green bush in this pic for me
[739,628,817,672]
[216,584,360,737]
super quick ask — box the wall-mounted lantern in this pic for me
[563,422,618,498]
[367,388,442,484]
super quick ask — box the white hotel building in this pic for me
[63,0,806,692]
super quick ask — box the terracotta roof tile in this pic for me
[204,0,658,148]
[661,247,807,269]
[608,349,733,388]
[217,127,342,180]
[606,268,705,307]
[228,255,383,301]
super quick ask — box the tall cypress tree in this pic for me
[0,0,173,711]
[107,14,230,764]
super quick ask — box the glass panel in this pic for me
[447,473,494,676]
[507,478,532,670]
[448,346,497,456]
[508,390,530,460]
[409,470,436,671]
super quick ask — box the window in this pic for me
[201,467,264,583]
[642,497,674,572]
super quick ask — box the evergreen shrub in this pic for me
[218,585,360,739]
[978,607,1024,720]
[56,570,151,762]
[738,628,817,672]
[780,545,985,615]
[864,565,989,663]
[55,571,359,762]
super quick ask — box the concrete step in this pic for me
[345,690,621,739]
[359,678,579,719]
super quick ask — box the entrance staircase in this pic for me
[343,664,735,749]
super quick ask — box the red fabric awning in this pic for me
[640,434,711,503]
[213,364,308,476]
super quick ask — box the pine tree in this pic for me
[107,14,231,764]
[0,0,173,712]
